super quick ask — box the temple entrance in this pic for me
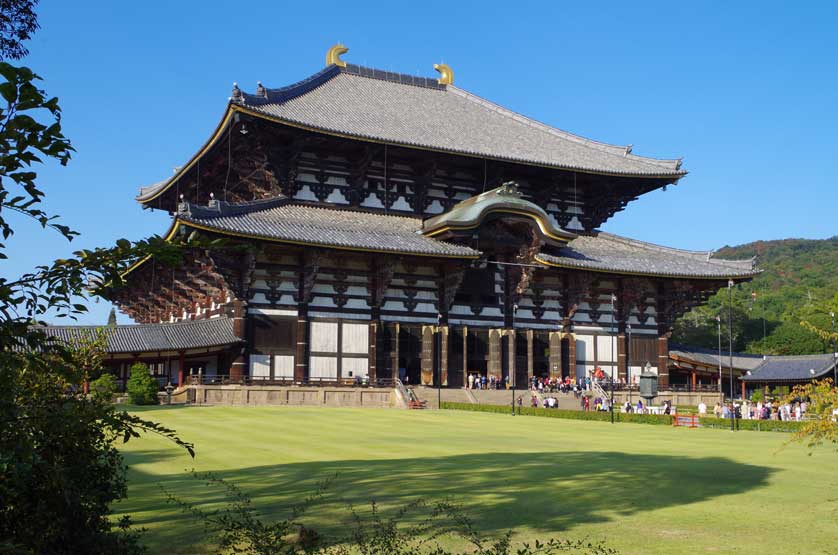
[533,330,550,378]
[398,324,422,385]
[466,328,489,379]
[514,331,528,387]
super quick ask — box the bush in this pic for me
[126,363,158,405]
[90,373,118,402]
[442,402,806,433]
[750,389,764,403]
[699,417,807,432]
[441,402,673,425]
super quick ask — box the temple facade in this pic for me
[107,45,758,390]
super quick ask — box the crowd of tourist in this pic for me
[467,374,510,390]
[696,399,809,420]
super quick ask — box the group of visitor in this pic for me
[530,376,578,394]
[701,399,808,420]
[467,373,509,390]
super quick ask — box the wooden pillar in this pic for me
[506,330,516,387]
[741,379,746,400]
[421,325,435,385]
[526,329,534,379]
[462,326,468,387]
[488,329,502,379]
[440,326,449,386]
[657,335,670,388]
[691,370,697,391]
[389,322,400,381]
[565,332,576,379]
[177,351,185,386]
[230,299,247,381]
[549,331,562,379]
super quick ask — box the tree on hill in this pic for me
[673,237,838,355]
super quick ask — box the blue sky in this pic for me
[5,1,837,324]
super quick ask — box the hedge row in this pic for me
[698,417,806,433]
[441,402,806,433]
[440,402,672,425]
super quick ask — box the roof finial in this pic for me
[326,43,348,68]
[256,81,266,98]
[434,63,454,85]
[230,82,242,102]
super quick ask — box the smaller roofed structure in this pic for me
[37,317,242,355]
[742,353,837,384]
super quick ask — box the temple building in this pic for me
[106,45,758,392]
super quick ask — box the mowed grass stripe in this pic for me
[117,406,838,555]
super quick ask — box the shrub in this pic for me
[440,402,673,425]
[126,363,158,405]
[442,402,807,433]
[750,389,764,403]
[90,373,118,402]
[700,417,807,432]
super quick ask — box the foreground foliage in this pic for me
[167,473,617,555]
[0,5,194,552]
[780,379,838,451]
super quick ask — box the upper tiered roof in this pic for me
[138,48,685,204]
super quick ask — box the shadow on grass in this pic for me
[117,450,774,554]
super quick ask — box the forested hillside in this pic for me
[672,237,838,355]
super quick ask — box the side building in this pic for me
[105,46,758,391]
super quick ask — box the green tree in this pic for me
[0,4,192,553]
[90,372,118,402]
[126,363,158,405]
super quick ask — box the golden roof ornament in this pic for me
[434,63,454,85]
[326,43,348,68]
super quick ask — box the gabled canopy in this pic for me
[422,182,576,245]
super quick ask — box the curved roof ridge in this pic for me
[42,316,233,331]
[239,65,342,105]
[594,231,713,258]
[593,231,756,270]
[446,85,681,171]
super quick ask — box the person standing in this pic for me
[698,401,707,416]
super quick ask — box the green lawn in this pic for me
[116,406,838,555]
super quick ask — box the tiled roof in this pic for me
[236,64,685,178]
[741,354,837,382]
[36,317,242,354]
[177,198,480,258]
[671,343,837,382]
[537,232,759,279]
[669,343,765,371]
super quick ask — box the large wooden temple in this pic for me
[107,45,758,390]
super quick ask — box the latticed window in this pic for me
[309,320,369,380]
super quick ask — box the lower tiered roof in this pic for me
[172,196,758,280]
[537,232,758,279]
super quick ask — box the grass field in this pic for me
[116,406,838,555]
